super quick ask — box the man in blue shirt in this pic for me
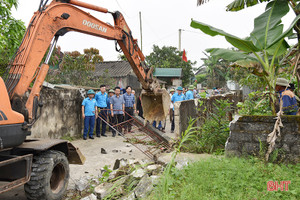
[185,85,194,100]
[95,85,108,137]
[275,78,299,115]
[82,89,97,140]
[107,89,114,132]
[123,86,136,133]
[110,87,125,137]
[170,86,185,133]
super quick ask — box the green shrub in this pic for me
[183,99,231,154]
[237,91,272,115]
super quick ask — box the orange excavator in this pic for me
[0,0,169,199]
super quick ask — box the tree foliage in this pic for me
[117,54,127,61]
[146,45,196,86]
[198,53,232,88]
[0,0,26,75]
[46,47,111,87]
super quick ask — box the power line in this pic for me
[114,0,138,19]
[144,32,177,46]
[142,16,160,39]
[181,29,204,35]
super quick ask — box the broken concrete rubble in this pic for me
[150,175,161,185]
[130,168,146,179]
[80,193,97,200]
[134,174,153,199]
[94,183,113,199]
[72,157,168,199]
[75,177,89,192]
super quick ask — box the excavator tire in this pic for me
[24,150,69,200]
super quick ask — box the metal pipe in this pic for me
[45,35,59,64]
[69,0,108,13]
[179,29,182,51]
[139,11,143,52]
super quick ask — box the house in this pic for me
[94,61,141,93]
[153,68,182,88]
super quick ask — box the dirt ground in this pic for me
[0,118,176,199]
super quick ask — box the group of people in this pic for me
[81,77,298,140]
[81,85,136,140]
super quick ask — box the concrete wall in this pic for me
[113,75,141,95]
[174,99,198,138]
[31,87,84,139]
[225,116,300,163]
[173,92,242,138]
[172,79,182,87]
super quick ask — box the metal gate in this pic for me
[97,109,170,160]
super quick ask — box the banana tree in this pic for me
[191,0,300,114]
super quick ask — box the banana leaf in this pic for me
[206,48,257,61]
[190,20,259,53]
[191,0,300,57]
[250,0,289,50]
[227,0,270,12]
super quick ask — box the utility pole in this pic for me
[139,11,143,52]
[179,29,182,51]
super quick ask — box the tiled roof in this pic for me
[94,61,133,78]
[153,68,182,77]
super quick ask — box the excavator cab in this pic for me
[0,77,28,149]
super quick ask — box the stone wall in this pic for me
[31,87,84,139]
[225,116,300,163]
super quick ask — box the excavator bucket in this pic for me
[141,88,171,123]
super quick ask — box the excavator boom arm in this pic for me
[4,0,152,123]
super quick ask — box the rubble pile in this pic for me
[67,157,168,200]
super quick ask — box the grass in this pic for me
[152,156,300,200]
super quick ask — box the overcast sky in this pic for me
[12,0,296,69]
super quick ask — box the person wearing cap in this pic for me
[82,89,97,140]
[107,89,115,132]
[185,85,194,100]
[170,86,185,133]
[95,85,108,137]
[213,87,220,95]
[275,78,299,115]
